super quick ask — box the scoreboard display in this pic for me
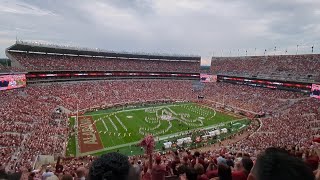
[311,84,320,99]
[200,74,217,83]
[0,74,26,91]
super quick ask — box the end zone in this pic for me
[77,116,103,153]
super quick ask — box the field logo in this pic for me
[140,107,204,136]
[160,115,173,121]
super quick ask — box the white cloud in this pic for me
[0,0,56,16]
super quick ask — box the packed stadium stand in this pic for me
[1,42,320,180]
[6,41,200,73]
[211,55,320,82]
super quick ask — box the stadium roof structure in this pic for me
[6,41,201,62]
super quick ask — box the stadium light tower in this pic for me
[296,45,299,55]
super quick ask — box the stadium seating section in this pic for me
[8,52,200,73]
[211,55,320,81]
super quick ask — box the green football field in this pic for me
[67,102,249,156]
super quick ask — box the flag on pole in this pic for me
[312,45,314,53]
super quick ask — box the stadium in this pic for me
[1,1,320,180]
[1,40,320,179]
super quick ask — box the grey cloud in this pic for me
[0,0,320,64]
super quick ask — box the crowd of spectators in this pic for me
[0,123,32,134]
[3,147,318,180]
[0,80,197,170]
[9,52,200,73]
[200,84,320,164]
[211,55,320,80]
[220,98,320,156]
[0,134,22,147]
[0,64,25,73]
[1,79,320,180]
[201,82,305,114]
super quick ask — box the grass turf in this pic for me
[66,117,76,157]
[67,102,248,156]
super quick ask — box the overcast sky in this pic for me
[0,0,320,65]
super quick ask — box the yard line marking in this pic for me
[109,117,118,131]
[115,115,128,131]
[101,119,109,131]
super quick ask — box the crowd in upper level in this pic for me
[211,55,320,81]
[8,52,200,73]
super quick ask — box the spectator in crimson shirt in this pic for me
[194,163,209,180]
[232,157,253,180]
[206,165,218,179]
[191,152,205,167]
[151,156,166,180]
[170,157,180,175]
